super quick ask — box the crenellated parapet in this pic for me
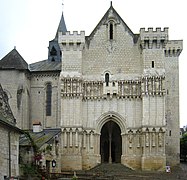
[165,40,183,57]
[140,27,168,49]
[58,31,85,51]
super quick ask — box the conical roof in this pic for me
[0,49,28,70]
[55,11,67,39]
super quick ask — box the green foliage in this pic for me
[72,172,77,180]
[72,176,77,180]
[21,131,42,177]
[180,133,187,161]
[21,164,38,176]
[46,144,52,152]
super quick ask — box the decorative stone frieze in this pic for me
[141,76,165,96]
[60,76,166,99]
[126,127,165,151]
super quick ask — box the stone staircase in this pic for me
[55,163,185,180]
[57,163,137,180]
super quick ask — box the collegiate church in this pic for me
[0,2,183,171]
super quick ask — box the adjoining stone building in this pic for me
[0,3,183,171]
[0,84,22,179]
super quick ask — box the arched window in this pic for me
[105,73,109,86]
[46,83,52,116]
[50,46,57,56]
[109,23,113,40]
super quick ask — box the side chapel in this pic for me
[0,2,183,171]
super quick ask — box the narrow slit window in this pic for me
[46,83,52,116]
[109,23,113,40]
[169,130,171,136]
[105,73,109,86]
[152,61,154,68]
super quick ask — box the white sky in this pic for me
[0,0,186,127]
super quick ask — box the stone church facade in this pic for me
[0,3,183,171]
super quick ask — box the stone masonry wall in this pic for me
[0,126,20,179]
[30,73,61,128]
[0,70,30,129]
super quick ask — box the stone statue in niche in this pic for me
[17,86,23,110]
[141,81,145,93]
[72,81,77,93]
[94,84,98,95]
[132,84,137,95]
[145,132,149,147]
[158,132,162,147]
[136,132,141,148]
[67,83,71,93]
[87,85,91,96]
[61,83,65,93]
[155,80,159,93]
[128,130,133,148]
[124,85,129,95]
[148,79,152,93]
[152,132,156,147]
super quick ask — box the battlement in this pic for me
[165,40,183,57]
[58,31,85,44]
[165,40,183,50]
[140,27,169,49]
[140,27,168,40]
[58,31,85,51]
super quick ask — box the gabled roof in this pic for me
[19,128,61,148]
[0,49,28,70]
[87,3,136,42]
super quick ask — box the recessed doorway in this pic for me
[100,120,122,163]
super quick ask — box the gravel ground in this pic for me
[86,163,187,180]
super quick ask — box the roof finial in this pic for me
[62,0,64,11]
[110,1,112,6]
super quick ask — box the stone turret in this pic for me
[58,31,85,74]
[140,27,168,49]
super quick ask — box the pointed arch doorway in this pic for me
[100,120,122,163]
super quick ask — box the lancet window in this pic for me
[105,73,110,86]
[46,83,52,116]
[109,23,113,40]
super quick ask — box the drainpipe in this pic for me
[8,130,11,178]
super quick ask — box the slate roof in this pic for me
[0,49,28,70]
[55,11,67,39]
[19,128,61,148]
[29,60,61,72]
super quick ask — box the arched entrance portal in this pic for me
[100,121,122,163]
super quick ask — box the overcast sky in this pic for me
[0,0,186,127]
